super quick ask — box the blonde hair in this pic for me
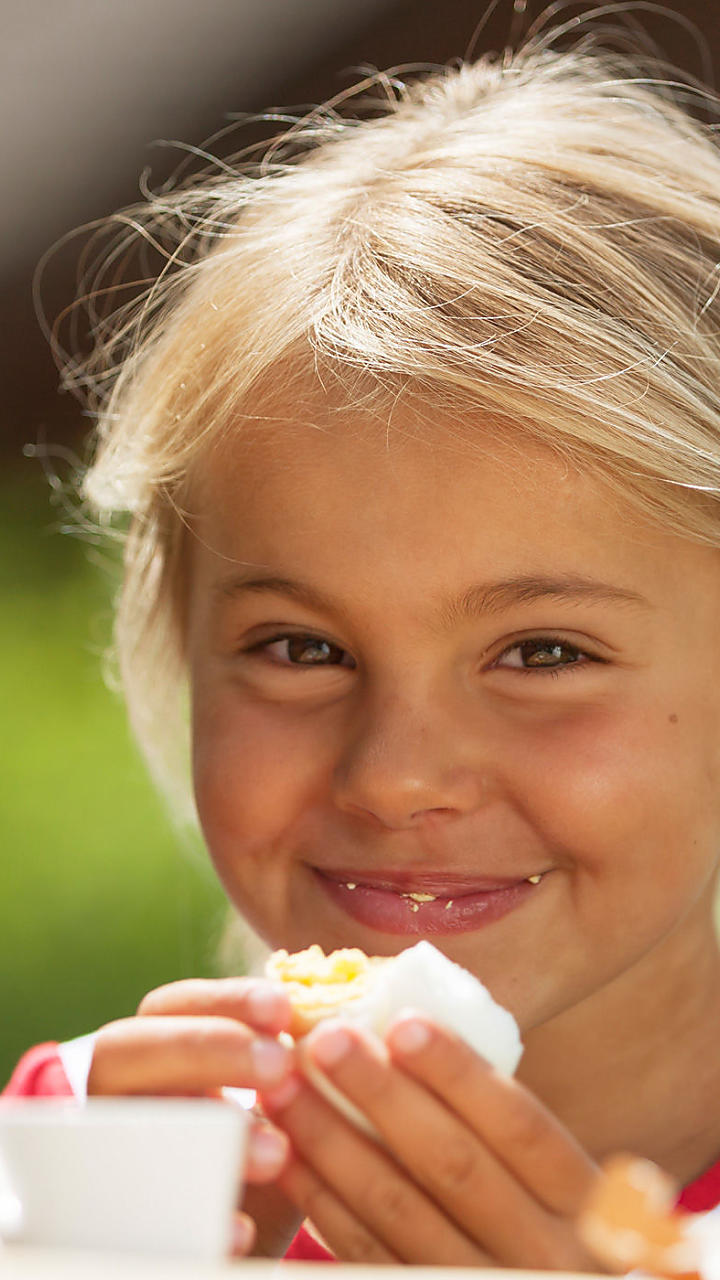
[54,21,720,812]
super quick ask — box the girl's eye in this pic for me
[262,635,354,667]
[496,638,589,672]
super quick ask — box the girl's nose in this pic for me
[332,690,490,830]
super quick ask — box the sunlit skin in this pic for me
[184,391,720,1223]
[87,389,720,1264]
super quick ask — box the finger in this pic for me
[245,1118,291,1183]
[230,1211,256,1257]
[263,1073,487,1266]
[278,1157,401,1265]
[88,1016,293,1095]
[387,1012,597,1215]
[303,1020,585,1270]
[137,978,292,1034]
[242,1181,303,1258]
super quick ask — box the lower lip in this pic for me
[314,871,541,936]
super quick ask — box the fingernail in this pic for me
[250,1037,291,1085]
[246,983,287,1028]
[261,1074,302,1111]
[249,1126,288,1173]
[307,1024,352,1068]
[388,1015,431,1055]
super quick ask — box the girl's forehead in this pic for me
[187,397,697,592]
[196,394,581,507]
[179,387,720,650]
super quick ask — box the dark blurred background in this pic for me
[2,0,717,1086]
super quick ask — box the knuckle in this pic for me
[521,1227,579,1272]
[93,1017,141,1053]
[435,1140,479,1193]
[185,1017,249,1057]
[137,978,214,1015]
[366,1178,415,1226]
[353,1069,389,1107]
[297,1177,335,1225]
[435,1045,476,1093]
[136,983,181,1015]
[522,1232,556,1271]
[340,1227,390,1264]
[87,1019,139,1094]
[292,1178,388,1263]
[499,1083,547,1150]
[137,978,255,1018]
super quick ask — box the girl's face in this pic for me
[187,398,720,1032]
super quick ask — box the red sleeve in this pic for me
[2,1044,74,1098]
[284,1225,335,1262]
[679,1156,720,1213]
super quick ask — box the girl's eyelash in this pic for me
[492,636,601,676]
[245,632,354,667]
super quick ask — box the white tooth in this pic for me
[403,891,437,903]
[344,882,357,890]
[527,874,543,885]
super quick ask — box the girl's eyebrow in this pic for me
[440,575,650,626]
[212,571,650,622]
[213,573,336,614]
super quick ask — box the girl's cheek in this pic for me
[500,700,672,844]
[514,695,719,885]
[192,691,333,845]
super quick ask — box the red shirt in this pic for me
[6,1043,720,1258]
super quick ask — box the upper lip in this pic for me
[313,867,545,894]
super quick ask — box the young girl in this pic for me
[8,16,720,1268]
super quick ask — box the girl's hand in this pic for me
[261,1012,602,1269]
[88,977,300,1256]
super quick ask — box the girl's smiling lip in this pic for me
[311,866,549,936]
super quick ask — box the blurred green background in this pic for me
[0,466,228,1087]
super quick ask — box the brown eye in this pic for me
[265,636,353,666]
[520,640,580,668]
[498,638,587,670]
[287,637,343,664]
